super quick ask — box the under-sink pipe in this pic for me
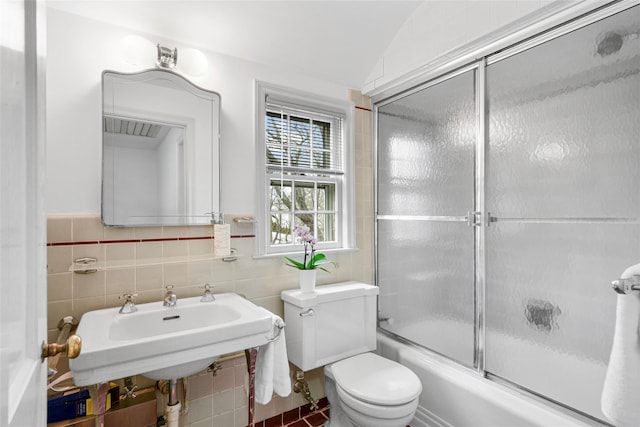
[165,379,181,427]
[167,379,179,406]
[181,377,189,415]
[165,401,181,427]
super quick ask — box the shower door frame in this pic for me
[373,0,638,423]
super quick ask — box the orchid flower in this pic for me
[284,225,333,271]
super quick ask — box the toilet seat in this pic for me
[335,382,419,420]
[330,352,422,406]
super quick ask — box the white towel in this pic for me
[601,262,640,427]
[255,314,292,405]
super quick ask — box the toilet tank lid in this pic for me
[281,281,378,307]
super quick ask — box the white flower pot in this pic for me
[298,269,317,293]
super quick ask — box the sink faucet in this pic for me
[119,293,138,314]
[201,284,215,302]
[163,285,177,307]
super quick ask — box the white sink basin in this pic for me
[70,293,273,386]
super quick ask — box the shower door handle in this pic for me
[466,211,496,227]
[467,211,481,227]
[611,275,640,294]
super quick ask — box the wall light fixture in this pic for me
[156,44,178,69]
[120,35,208,77]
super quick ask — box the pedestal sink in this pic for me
[69,293,273,386]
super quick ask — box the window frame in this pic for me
[255,81,356,257]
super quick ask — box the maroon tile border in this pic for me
[355,105,372,112]
[47,234,255,247]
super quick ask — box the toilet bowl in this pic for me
[324,352,421,427]
[281,282,423,427]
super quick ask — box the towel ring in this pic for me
[265,318,285,342]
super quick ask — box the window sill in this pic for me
[252,246,359,260]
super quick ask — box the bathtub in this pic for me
[376,332,605,427]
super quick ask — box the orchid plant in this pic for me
[285,225,333,271]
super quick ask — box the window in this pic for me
[256,82,355,256]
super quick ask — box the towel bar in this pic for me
[265,318,285,342]
[611,274,640,295]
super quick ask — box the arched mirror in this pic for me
[102,69,220,226]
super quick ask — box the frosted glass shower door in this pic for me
[377,69,477,367]
[485,5,640,420]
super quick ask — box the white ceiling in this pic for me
[47,0,424,88]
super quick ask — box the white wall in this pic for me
[158,128,183,220]
[112,145,159,223]
[46,8,350,216]
[363,0,555,93]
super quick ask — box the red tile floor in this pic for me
[252,397,411,427]
[253,398,330,427]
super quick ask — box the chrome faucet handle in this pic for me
[201,284,216,302]
[118,293,138,314]
[164,285,176,297]
[120,293,138,298]
[124,384,138,399]
[163,285,177,307]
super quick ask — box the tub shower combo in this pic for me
[374,2,639,426]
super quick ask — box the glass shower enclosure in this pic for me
[375,3,639,422]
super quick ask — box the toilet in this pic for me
[281,282,421,427]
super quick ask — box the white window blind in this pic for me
[265,96,344,176]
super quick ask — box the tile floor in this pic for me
[253,398,330,427]
[253,399,411,427]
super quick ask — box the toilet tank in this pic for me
[281,281,379,371]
